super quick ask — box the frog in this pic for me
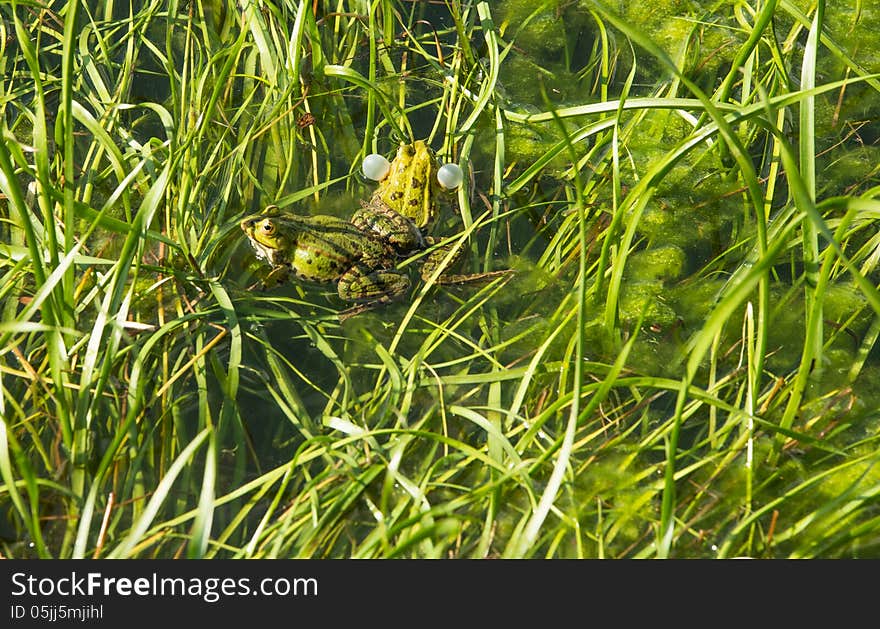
[240,142,510,320]
[240,204,424,318]
[357,140,508,284]
[360,140,444,232]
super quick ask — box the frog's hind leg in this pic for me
[337,264,411,321]
[428,268,514,285]
[420,240,513,285]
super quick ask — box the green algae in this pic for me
[627,245,687,282]
[619,280,678,325]
[824,0,880,74]
[605,0,745,82]
[497,0,571,58]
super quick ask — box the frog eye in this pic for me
[260,220,276,235]
[437,163,463,190]
[362,153,391,181]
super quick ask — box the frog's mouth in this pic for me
[249,239,285,266]
[248,240,273,263]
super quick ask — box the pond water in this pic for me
[4,0,880,558]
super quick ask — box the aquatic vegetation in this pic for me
[1,0,880,560]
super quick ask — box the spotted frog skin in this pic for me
[362,140,442,231]
[240,205,422,314]
[355,140,469,280]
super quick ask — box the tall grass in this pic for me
[1,0,880,558]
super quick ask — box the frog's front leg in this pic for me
[258,264,290,289]
[337,263,411,320]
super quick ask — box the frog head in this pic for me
[240,205,297,266]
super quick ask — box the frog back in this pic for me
[374,141,440,229]
[290,216,380,282]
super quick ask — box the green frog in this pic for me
[240,205,423,318]
[359,140,445,232]
[358,140,505,283]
